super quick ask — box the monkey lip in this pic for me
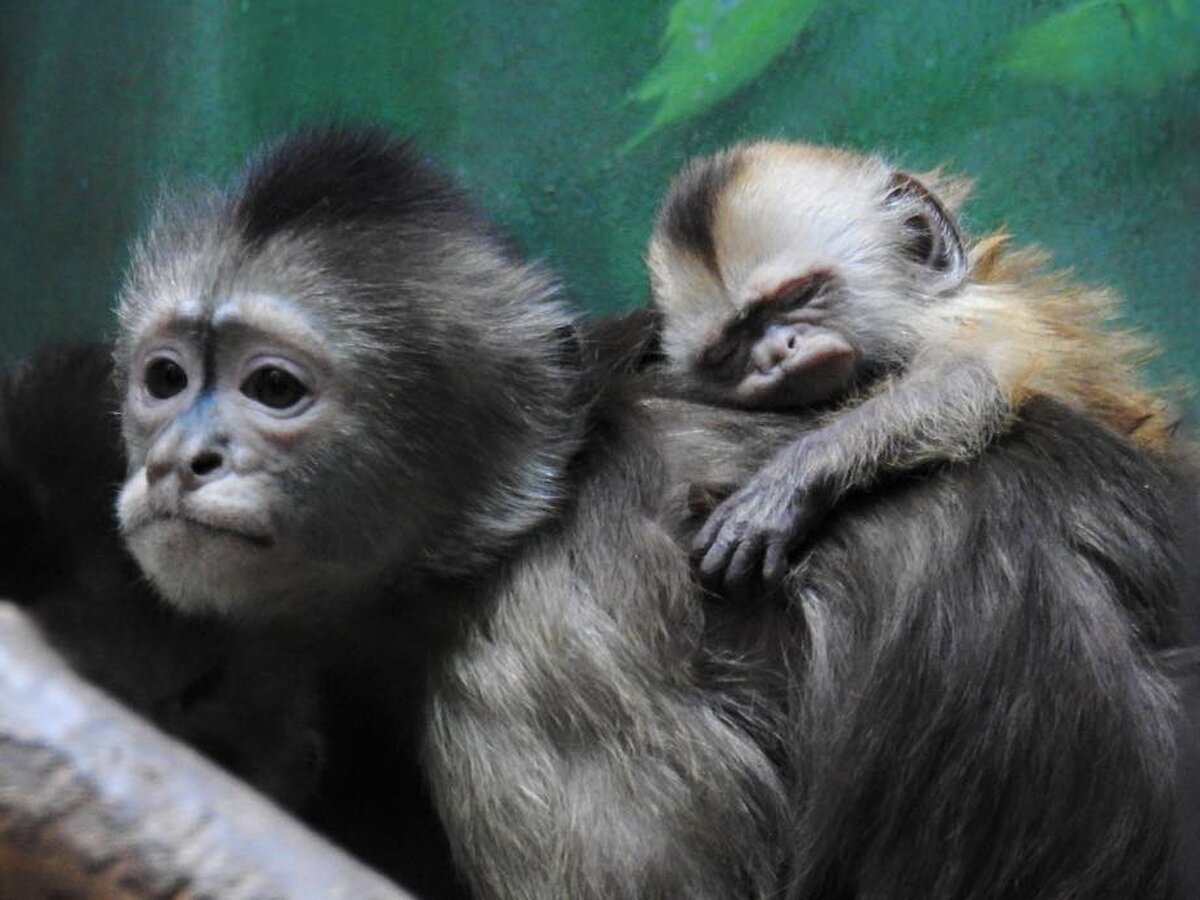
[780,340,855,383]
[144,512,276,549]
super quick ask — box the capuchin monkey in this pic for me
[647,140,1179,590]
[629,139,1197,898]
[0,340,456,895]
[0,344,324,808]
[94,122,1194,900]
[111,126,786,900]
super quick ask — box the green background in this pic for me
[1,1,1196,412]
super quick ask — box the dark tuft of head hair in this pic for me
[657,150,743,277]
[234,124,468,244]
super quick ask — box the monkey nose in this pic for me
[753,324,801,372]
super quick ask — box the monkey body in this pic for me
[646,388,1184,899]
[642,139,1190,895]
[422,389,786,898]
[648,140,1178,586]
[112,127,785,900]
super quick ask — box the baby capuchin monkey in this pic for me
[648,140,1178,590]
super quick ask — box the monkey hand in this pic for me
[693,461,833,596]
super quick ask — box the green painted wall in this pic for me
[1,1,1196,410]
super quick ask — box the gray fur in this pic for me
[422,399,787,899]
[647,389,1184,899]
[695,358,1011,587]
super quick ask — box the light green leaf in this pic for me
[625,0,822,150]
[999,0,1200,94]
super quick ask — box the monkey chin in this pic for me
[120,513,352,628]
[122,520,278,619]
[124,516,393,622]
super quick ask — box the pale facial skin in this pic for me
[117,292,365,619]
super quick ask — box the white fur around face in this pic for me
[713,144,893,304]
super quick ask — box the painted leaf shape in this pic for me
[999,0,1200,94]
[626,0,822,149]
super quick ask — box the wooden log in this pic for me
[0,600,416,900]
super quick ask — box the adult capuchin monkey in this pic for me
[111,125,785,900]
[623,139,1198,898]
[98,123,1193,900]
[645,140,1180,590]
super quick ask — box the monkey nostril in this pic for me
[191,451,224,478]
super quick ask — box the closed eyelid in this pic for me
[700,340,737,368]
[699,325,751,373]
[744,268,833,315]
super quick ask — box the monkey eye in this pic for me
[145,357,188,399]
[241,365,309,410]
[699,336,747,380]
[699,340,736,370]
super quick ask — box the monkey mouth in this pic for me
[180,515,276,548]
[779,333,855,377]
[137,512,276,549]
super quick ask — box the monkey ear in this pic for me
[885,171,968,293]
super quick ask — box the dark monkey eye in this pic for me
[700,340,737,370]
[241,366,309,410]
[145,358,188,399]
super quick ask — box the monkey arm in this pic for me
[695,357,1009,590]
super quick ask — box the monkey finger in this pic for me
[724,533,766,595]
[762,540,788,590]
[699,526,740,581]
[693,502,737,556]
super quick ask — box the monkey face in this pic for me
[690,269,858,408]
[112,127,582,620]
[116,285,378,618]
[648,140,969,410]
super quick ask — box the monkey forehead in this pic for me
[210,292,331,359]
[118,229,356,360]
[714,143,894,280]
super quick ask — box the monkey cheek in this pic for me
[115,472,150,536]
